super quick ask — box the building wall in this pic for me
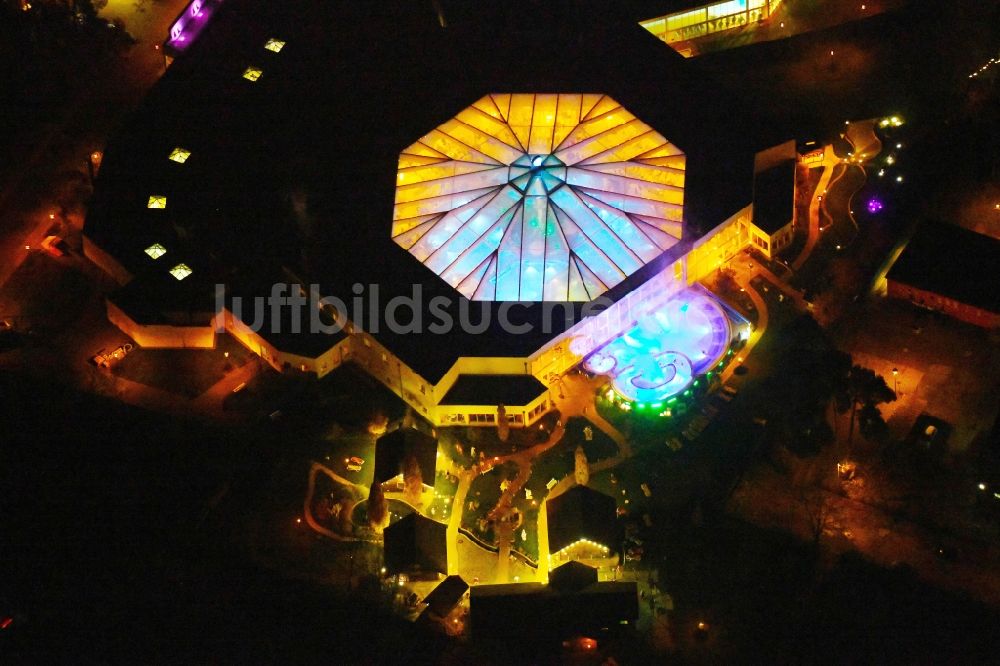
[640,0,782,45]
[887,280,1000,329]
[346,330,438,417]
[685,204,753,282]
[749,219,794,259]
[106,298,216,348]
[799,146,826,166]
[437,390,554,428]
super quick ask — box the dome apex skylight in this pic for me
[392,94,686,302]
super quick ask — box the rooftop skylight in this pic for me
[168,147,191,163]
[392,93,686,302]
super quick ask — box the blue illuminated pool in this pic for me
[582,288,736,403]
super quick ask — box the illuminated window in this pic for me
[147,195,167,209]
[264,38,285,53]
[169,263,192,281]
[168,147,191,163]
[144,243,167,260]
[242,67,262,82]
[392,94,685,302]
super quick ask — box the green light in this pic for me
[667,397,677,404]
[693,380,700,387]
[637,402,647,409]
[683,390,691,396]
[706,371,712,377]
[651,402,663,408]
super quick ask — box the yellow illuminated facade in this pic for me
[242,66,262,82]
[392,94,685,302]
[549,538,617,571]
[641,0,783,47]
[147,195,167,209]
[264,38,285,53]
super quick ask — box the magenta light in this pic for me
[867,198,884,214]
[166,0,223,51]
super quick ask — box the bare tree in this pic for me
[338,498,356,536]
[796,486,832,548]
[367,411,389,436]
[403,454,423,508]
[496,403,510,443]
[574,444,590,486]
[842,365,896,449]
[367,482,389,533]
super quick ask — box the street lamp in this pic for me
[892,367,899,395]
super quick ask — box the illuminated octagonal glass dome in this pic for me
[392,94,686,302]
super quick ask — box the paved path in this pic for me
[441,370,635,583]
[793,119,883,272]
[302,461,365,542]
[792,148,839,271]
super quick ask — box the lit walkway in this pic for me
[792,119,883,271]
[792,147,839,271]
[302,461,366,542]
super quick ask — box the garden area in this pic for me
[521,417,620,504]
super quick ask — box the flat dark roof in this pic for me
[470,578,638,640]
[86,0,758,381]
[374,426,438,486]
[383,513,448,576]
[752,159,795,235]
[546,485,620,554]
[421,575,468,617]
[439,374,548,407]
[887,222,1000,314]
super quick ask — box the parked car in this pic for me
[90,343,133,368]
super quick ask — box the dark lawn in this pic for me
[650,519,1000,662]
[111,333,253,397]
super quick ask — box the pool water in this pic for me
[582,288,733,403]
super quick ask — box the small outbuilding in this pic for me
[374,426,438,486]
[383,513,448,577]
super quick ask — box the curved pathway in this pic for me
[793,148,839,270]
[303,461,365,541]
